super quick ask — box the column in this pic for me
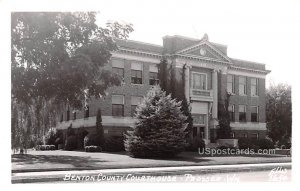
[212,70,218,123]
[205,111,209,142]
[184,64,190,102]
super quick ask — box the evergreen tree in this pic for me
[158,58,169,94]
[124,86,187,158]
[266,83,291,144]
[217,92,232,139]
[96,109,105,147]
[181,64,193,138]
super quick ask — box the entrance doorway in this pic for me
[192,126,205,139]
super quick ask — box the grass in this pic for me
[11,149,291,172]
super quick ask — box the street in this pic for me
[12,163,291,183]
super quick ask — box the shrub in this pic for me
[29,135,43,148]
[278,136,291,149]
[36,145,55,151]
[45,128,57,145]
[258,138,275,149]
[238,138,258,151]
[104,136,125,152]
[85,145,102,152]
[64,135,77,151]
[186,138,205,152]
[124,86,187,158]
[84,133,104,147]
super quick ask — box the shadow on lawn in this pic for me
[11,154,109,168]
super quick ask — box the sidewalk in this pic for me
[12,150,291,173]
[12,162,292,183]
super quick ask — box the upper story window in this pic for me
[250,106,259,122]
[131,96,143,117]
[239,76,247,95]
[227,74,235,94]
[239,105,246,122]
[251,78,259,96]
[112,59,125,82]
[112,67,124,78]
[192,72,206,90]
[149,64,159,85]
[131,62,143,84]
[112,95,124,117]
[228,104,235,122]
[193,114,206,125]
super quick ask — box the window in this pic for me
[239,105,246,122]
[228,104,235,122]
[112,59,125,81]
[251,106,259,122]
[250,133,259,140]
[251,78,259,96]
[227,74,235,93]
[112,67,124,79]
[131,96,143,117]
[131,63,143,84]
[193,127,198,137]
[112,95,124,116]
[73,112,76,120]
[192,73,206,90]
[241,133,248,138]
[84,105,89,118]
[66,109,70,121]
[193,114,205,125]
[60,113,63,122]
[239,76,247,95]
[149,64,159,85]
[131,70,143,84]
[149,72,159,85]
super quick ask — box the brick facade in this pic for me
[57,34,270,143]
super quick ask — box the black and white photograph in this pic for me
[1,0,299,190]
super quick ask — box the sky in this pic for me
[95,0,300,87]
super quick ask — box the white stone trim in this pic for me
[230,122,267,131]
[112,52,160,63]
[56,116,136,130]
[228,68,267,79]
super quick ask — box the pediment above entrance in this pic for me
[176,41,232,63]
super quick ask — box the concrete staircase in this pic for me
[206,142,219,148]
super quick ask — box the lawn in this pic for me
[11,150,291,172]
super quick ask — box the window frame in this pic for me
[228,104,235,122]
[239,76,247,95]
[251,78,259,96]
[112,95,124,117]
[112,104,124,117]
[192,114,206,125]
[112,67,124,79]
[191,72,207,90]
[227,74,235,94]
[131,69,143,84]
[149,72,159,85]
[239,105,247,122]
[250,106,259,122]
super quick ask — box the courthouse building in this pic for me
[57,34,270,143]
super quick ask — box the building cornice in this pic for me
[228,65,271,75]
